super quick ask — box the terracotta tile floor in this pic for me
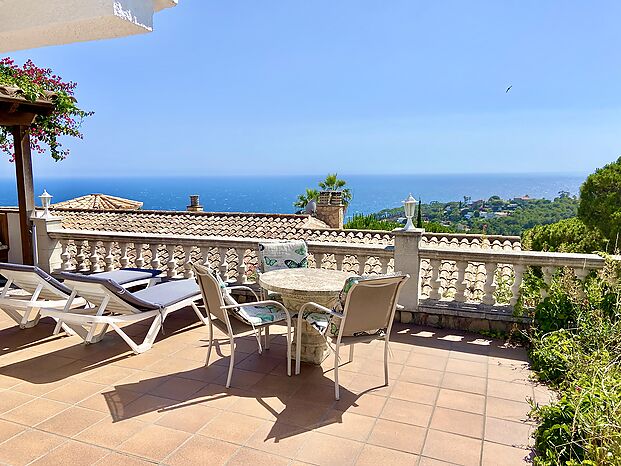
[0,307,548,465]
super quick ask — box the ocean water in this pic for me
[0,174,584,216]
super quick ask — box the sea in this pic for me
[0,173,584,217]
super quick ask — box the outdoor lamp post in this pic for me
[39,189,52,218]
[402,193,417,231]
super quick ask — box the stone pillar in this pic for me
[30,213,64,273]
[315,191,345,229]
[393,228,424,315]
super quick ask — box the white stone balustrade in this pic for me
[48,230,394,285]
[43,227,618,323]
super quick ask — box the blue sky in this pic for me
[1,0,620,178]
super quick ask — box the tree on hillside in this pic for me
[416,199,423,228]
[318,173,352,206]
[522,217,607,253]
[578,156,621,244]
[293,188,319,209]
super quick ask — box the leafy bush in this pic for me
[529,260,621,465]
[523,218,608,254]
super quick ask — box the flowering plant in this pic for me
[0,57,93,161]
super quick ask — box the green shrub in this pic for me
[529,329,578,383]
[522,218,607,254]
[529,259,621,465]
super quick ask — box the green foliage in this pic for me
[344,213,401,231]
[579,156,621,244]
[528,260,621,465]
[522,218,608,254]
[0,58,93,161]
[375,193,579,236]
[318,173,352,206]
[423,221,455,233]
[293,188,319,209]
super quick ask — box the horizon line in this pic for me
[0,171,589,180]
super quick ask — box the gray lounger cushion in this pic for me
[60,272,199,312]
[132,279,200,308]
[0,262,72,295]
[94,268,161,285]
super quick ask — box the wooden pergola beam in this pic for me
[11,126,34,264]
[0,86,54,265]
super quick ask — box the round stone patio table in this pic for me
[259,268,355,365]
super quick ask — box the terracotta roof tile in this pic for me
[52,209,395,245]
[53,194,143,210]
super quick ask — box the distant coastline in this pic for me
[0,173,584,216]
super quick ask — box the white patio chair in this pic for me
[192,263,293,388]
[41,272,204,354]
[296,274,409,400]
[0,263,161,330]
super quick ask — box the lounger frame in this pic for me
[42,279,205,354]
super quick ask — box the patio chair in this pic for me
[0,263,161,329]
[296,274,409,400]
[192,263,293,388]
[40,272,204,354]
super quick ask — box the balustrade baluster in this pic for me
[104,242,114,271]
[150,244,161,270]
[334,254,345,271]
[510,264,525,306]
[235,248,248,283]
[89,241,101,273]
[358,254,368,275]
[218,247,229,281]
[183,246,194,278]
[60,241,73,271]
[453,260,468,302]
[135,243,145,268]
[574,267,590,281]
[199,246,211,267]
[541,266,556,298]
[119,243,130,268]
[166,244,177,278]
[428,259,442,300]
[482,262,497,305]
[76,241,88,272]
[379,257,390,274]
[320,253,329,269]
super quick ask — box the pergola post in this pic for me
[11,125,34,265]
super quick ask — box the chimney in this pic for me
[187,195,203,212]
[315,191,345,229]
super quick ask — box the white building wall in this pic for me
[0,0,178,53]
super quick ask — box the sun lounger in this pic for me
[40,272,204,354]
[0,263,161,329]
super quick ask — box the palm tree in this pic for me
[318,173,352,206]
[293,188,319,208]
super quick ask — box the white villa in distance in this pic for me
[0,0,178,53]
